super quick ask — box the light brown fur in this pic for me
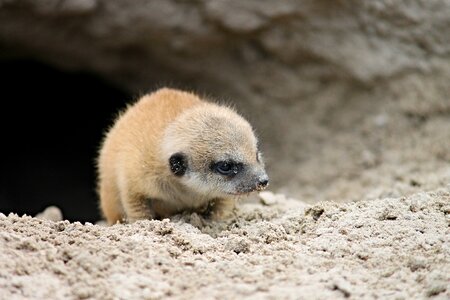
[97,88,266,225]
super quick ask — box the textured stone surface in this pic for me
[0,0,449,201]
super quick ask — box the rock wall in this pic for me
[1,0,449,201]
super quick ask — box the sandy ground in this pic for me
[0,189,448,299]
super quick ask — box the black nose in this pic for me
[259,179,269,186]
[257,178,269,188]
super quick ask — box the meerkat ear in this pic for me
[169,152,188,176]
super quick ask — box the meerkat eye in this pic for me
[212,161,242,176]
[217,162,233,175]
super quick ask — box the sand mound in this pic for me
[0,190,448,299]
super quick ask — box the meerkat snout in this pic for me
[230,168,269,194]
[97,88,268,224]
[256,174,269,191]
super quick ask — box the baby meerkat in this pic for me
[97,88,268,224]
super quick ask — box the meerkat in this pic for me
[97,88,268,224]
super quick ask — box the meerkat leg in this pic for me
[99,180,125,225]
[203,198,236,220]
[121,192,155,223]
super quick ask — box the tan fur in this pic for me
[97,88,265,225]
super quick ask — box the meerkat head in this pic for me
[162,104,269,198]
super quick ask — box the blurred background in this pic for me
[0,1,449,222]
[0,60,127,222]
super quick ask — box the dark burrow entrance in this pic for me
[0,60,130,222]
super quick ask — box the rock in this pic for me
[259,191,285,206]
[35,206,63,222]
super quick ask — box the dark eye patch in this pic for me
[211,160,243,176]
[169,152,187,176]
